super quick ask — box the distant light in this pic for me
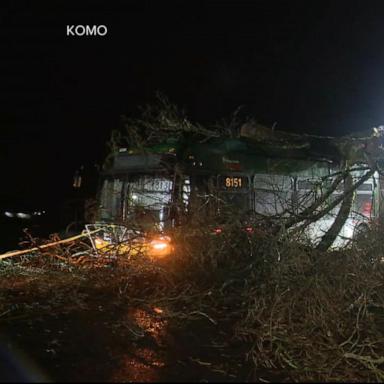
[132,194,138,200]
[16,212,31,219]
[4,211,14,218]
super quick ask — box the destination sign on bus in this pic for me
[219,176,248,189]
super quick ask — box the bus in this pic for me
[88,136,381,255]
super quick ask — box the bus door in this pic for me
[217,174,251,215]
[187,174,218,217]
[98,177,125,222]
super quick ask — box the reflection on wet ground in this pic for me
[0,275,242,382]
[110,307,168,382]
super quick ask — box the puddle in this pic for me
[109,307,168,382]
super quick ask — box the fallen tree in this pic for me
[103,94,384,250]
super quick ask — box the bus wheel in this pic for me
[64,221,84,237]
[353,223,369,242]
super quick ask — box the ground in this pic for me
[0,261,253,383]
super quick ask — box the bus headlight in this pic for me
[151,241,168,250]
[149,236,172,256]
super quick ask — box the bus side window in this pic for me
[355,182,374,218]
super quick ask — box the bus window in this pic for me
[354,194,373,219]
[356,183,373,191]
[254,174,293,216]
[125,175,173,231]
[296,177,325,212]
[182,177,191,211]
[254,190,292,216]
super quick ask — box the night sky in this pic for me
[1,0,384,207]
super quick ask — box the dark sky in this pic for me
[1,0,384,205]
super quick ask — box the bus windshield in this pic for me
[98,174,174,231]
[127,175,173,230]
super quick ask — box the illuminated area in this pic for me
[98,174,176,231]
[86,224,173,258]
[92,151,190,258]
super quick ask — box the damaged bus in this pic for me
[88,135,381,256]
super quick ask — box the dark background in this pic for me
[0,0,384,220]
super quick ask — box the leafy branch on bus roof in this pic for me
[106,92,384,167]
[103,93,269,167]
[103,93,216,168]
[115,92,219,147]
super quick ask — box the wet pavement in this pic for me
[0,272,243,382]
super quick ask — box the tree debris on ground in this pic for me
[2,216,384,382]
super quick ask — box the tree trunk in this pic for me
[316,172,353,251]
[280,168,374,237]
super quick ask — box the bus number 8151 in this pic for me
[225,177,243,188]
